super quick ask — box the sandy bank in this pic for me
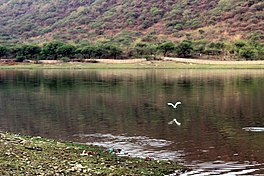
[163,57,264,65]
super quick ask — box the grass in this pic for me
[1,61,264,69]
[0,132,186,175]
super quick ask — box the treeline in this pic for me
[0,42,122,62]
[0,40,263,61]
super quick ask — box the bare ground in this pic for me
[85,57,264,65]
[163,57,264,65]
[2,57,264,66]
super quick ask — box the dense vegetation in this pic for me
[0,0,263,44]
[0,0,263,60]
[0,38,263,61]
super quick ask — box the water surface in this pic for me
[1,69,264,175]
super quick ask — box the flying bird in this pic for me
[167,101,182,109]
[168,118,181,126]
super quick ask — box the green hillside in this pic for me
[0,0,263,44]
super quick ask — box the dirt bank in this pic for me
[163,57,264,65]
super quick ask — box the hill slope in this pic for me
[0,0,263,44]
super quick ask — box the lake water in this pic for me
[1,69,264,175]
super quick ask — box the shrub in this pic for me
[56,44,76,58]
[41,41,64,60]
[134,42,157,57]
[78,45,96,59]
[157,41,176,56]
[176,40,193,57]
[239,46,257,60]
[234,40,247,49]
[14,44,41,61]
[0,45,9,58]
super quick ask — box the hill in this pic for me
[0,0,263,44]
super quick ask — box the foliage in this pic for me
[56,44,76,58]
[14,45,41,62]
[94,44,105,59]
[134,42,157,57]
[0,0,263,43]
[176,40,194,57]
[0,45,9,58]
[104,44,122,59]
[157,42,175,56]
[192,40,207,54]
[41,41,64,60]
[239,46,257,60]
[0,39,263,61]
[78,45,96,59]
[203,42,225,55]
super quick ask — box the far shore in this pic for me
[37,57,264,65]
[1,57,264,69]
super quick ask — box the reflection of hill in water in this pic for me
[0,70,264,169]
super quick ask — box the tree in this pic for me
[14,45,41,62]
[157,41,175,56]
[41,41,64,60]
[256,47,264,60]
[234,41,246,49]
[78,45,96,59]
[176,40,193,57]
[239,47,257,60]
[193,40,207,54]
[134,42,157,56]
[208,42,225,50]
[94,44,105,59]
[0,45,9,58]
[205,42,225,55]
[249,31,263,46]
[56,44,76,58]
[103,44,122,59]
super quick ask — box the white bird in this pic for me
[168,118,181,126]
[167,101,182,109]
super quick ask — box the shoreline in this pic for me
[163,57,264,65]
[0,131,186,175]
[1,57,264,69]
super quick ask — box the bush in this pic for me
[204,48,222,55]
[234,40,247,49]
[0,45,9,58]
[176,40,193,57]
[134,42,157,56]
[78,45,96,59]
[41,41,64,60]
[157,41,175,56]
[239,46,257,60]
[14,44,41,61]
[56,44,76,58]
[256,47,264,60]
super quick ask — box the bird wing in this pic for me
[167,103,175,108]
[172,119,181,126]
[173,119,181,126]
[175,121,181,126]
[168,119,181,126]
[168,120,173,125]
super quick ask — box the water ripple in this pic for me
[73,133,183,161]
[180,161,261,176]
[243,127,264,132]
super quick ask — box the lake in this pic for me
[0,69,264,175]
